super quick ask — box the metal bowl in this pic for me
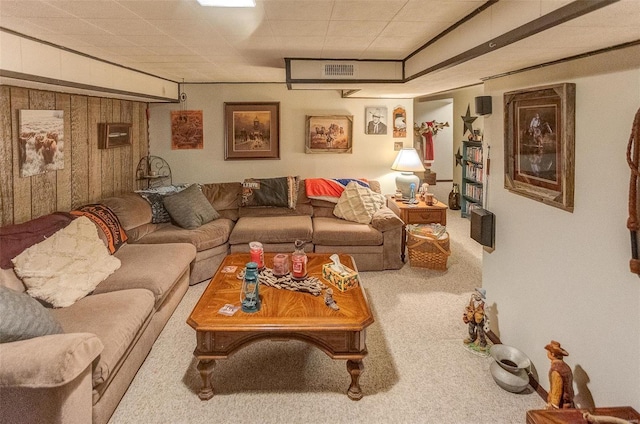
[489,344,531,372]
[490,361,530,393]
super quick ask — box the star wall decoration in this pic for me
[455,147,463,167]
[461,104,477,136]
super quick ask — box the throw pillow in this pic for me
[136,184,189,223]
[12,216,121,308]
[241,176,299,209]
[163,184,220,229]
[0,212,76,269]
[70,204,128,254]
[333,181,386,224]
[0,286,64,343]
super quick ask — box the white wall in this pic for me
[148,84,412,195]
[413,99,454,180]
[483,45,640,410]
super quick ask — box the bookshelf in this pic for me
[461,140,483,218]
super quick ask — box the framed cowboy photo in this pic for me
[305,115,353,153]
[365,106,387,135]
[504,83,575,212]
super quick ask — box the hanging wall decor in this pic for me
[171,110,203,150]
[18,109,64,177]
[365,106,388,135]
[504,83,575,212]
[392,106,406,138]
[305,115,353,153]
[224,102,280,160]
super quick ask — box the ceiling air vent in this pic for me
[323,63,356,78]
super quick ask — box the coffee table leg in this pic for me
[197,359,215,400]
[346,359,364,400]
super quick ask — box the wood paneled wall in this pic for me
[0,86,149,226]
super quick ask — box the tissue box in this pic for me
[321,263,359,292]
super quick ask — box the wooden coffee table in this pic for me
[187,252,374,401]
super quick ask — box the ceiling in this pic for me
[1,0,639,99]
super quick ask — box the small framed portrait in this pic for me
[224,102,280,160]
[365,106,388,135]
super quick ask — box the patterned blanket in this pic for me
[305,178,369,203]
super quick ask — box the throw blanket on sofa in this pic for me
[305,178,369,203]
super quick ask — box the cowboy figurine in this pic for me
[545,340,575,409]
[463,288,487,350]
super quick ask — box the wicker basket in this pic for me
[407,231,451,270]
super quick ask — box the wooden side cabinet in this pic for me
[386,195,448,262]
[526,407,640,424]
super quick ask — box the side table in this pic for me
[386,195,448,262]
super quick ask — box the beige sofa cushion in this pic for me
[0,332,103,387]
[229,216,313,245]
[95,243,196,307]
[201,182,242,221]
[51,289,155,388]
[134,219,233,252]
[312,217,383,246]
[101,193,152,230]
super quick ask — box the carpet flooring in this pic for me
[109,185,545,423]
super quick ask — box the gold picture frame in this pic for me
[504,83,575,212]
[224,102,280,160]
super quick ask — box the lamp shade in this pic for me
[391,148,426,172]
[391,148,425,199]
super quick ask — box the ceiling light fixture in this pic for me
[197,0,256,7]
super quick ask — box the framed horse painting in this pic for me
[504,83,575,212]
[305,115,353,153]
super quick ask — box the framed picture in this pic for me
[171,110,203,150]
[365,106,388,135]
[224,102,279,160]
[392,106,406,138]
[99,123,131,149]
[504,83,575,212]
[305,115,353,153]
[19,109,64,177]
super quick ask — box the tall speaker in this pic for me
[470,207,495,248]
[475,96,492,116]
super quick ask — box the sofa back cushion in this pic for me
[101,193,152,230]
[201,182,242,221]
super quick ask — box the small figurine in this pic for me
[324,288,339,311]
[545,340,575,410]
[463,288,488,350]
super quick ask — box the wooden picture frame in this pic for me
[504,83,575,212]
[224,102,279,160]
[18,109,65,177]
[99,123,132,149]
[305,115,353,153]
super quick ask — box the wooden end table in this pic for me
[187,253,374,400]
[386,195,448,262]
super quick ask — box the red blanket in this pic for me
[305,178,369,203]
[0,212,76,269]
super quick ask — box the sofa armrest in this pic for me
[0,333,103,388]
[371,207,404,232]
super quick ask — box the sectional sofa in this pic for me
[0,177,404,424]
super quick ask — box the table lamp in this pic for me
[391,148,425,199]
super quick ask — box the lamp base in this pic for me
[395,172,420,199]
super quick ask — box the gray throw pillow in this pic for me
[163,184,220,229]
[0,286,64,343]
